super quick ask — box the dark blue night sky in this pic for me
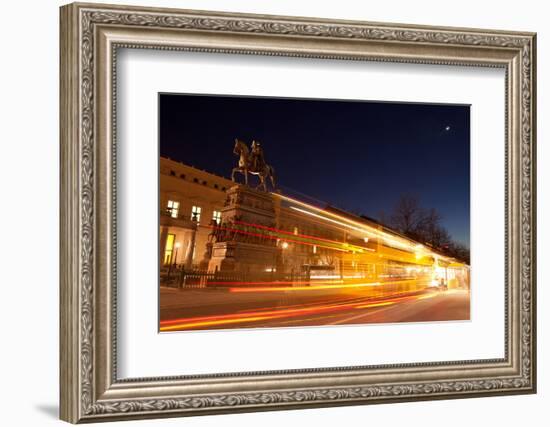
[159,94,470,247]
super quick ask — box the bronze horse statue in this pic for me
[231,138,276,192]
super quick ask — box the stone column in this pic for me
[159,226,169,269]
[185,228,197,270]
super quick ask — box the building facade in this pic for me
[159,157,234,269]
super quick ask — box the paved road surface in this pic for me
[159,285,470,332]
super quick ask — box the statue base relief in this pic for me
[208,241,278,274]
[207,184,278,274]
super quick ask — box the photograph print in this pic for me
[158,93,471,332]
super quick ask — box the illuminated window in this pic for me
[191,206,202,223]
[163,233,175,265]
[212,210,222,225]
[167,200,179,218]
[293,227,299,235]
[313,245,317,254]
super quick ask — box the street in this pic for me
[159,285,470,332]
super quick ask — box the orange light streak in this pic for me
[159,290,434,331]
[227,279,421,292]
[274,193,466,267]
[289,206,412,252]
[202,223,349,253]
[208,279,344,287]
[228,281,383,293]
[160,315,276,331]
[416,293,439,300]
[354,301,395,309]
[232,219,370,252]
[277,193,429,252]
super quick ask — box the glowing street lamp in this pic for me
[279,241,290,278]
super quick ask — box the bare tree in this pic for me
[389,195,425,236]
[387,195,438,243]
[382,194,469,263]
[417,208,441,237]
[418,208,450,247]
[428,225,451,249]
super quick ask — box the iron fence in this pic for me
[160,266,310,289]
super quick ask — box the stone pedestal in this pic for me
[207,185,278,274]
[208,241,278,273]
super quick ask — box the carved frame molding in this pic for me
[60,2,536,423]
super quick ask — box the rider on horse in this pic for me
[231,138,276,191]
[250,140,265,172]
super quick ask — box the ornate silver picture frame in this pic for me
[60,2,536,423]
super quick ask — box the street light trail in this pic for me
[231,219,373,253]
[159,290,449,332]
[278,194,420,252]
[227,279,422,292]
[202,222,350,253]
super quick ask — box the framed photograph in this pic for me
[157,94,473,333]
[60,2,536,423]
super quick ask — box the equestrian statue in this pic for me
[231,138,276,192]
